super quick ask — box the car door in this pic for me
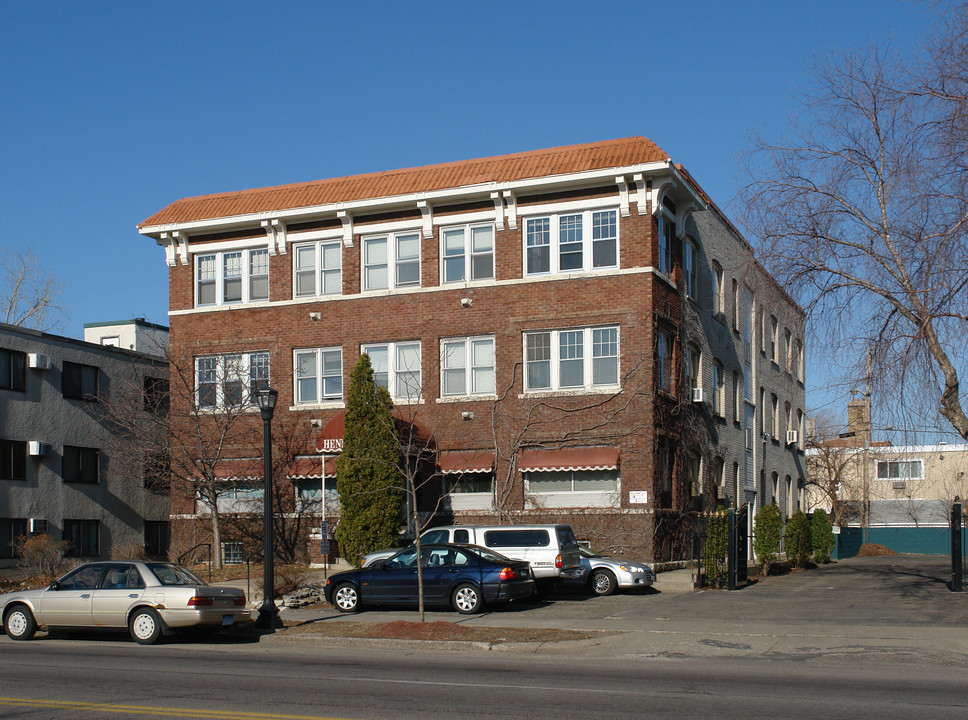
[420,547,462,603]
[38,564,106,627]
[91,564,146,627]
[366,548,419,603]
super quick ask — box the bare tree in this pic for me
[0,247,66,331]
[743,13,968,441]
[804,413,863,526]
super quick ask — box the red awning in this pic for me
[437,450,495,475]
[288,456,337,479]
[210,458,263,480]
[516,447,619,473]
[315,410,434,453]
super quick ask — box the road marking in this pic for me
[0,697,354,720]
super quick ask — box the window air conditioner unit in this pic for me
[786,430,799,445]
[692,387,704,403]
[892,480,907,490]
[27,353,52,370]
[28,518,48,534]
[28,441,50,456]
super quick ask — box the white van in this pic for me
[363,524,582,587]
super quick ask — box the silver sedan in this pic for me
[570,547,656,596]
[0,561,248,645]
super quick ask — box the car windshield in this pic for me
[580,547,604,558]
[146,563,205,586]
[464,545,512,564]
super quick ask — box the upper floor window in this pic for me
[294,241,341,297]
[63,445,99,484]
[711,262,724,315]
[143,376,170,416]
[441,336,495,397]
[794,339,804,382]
[525,209,618,276]
[683,238,698,299]
[64,519,100,557]
[733,371,742,423]
[656,329,673,394]
[770,315,779,363]
[363,232,420,291]
[294,347,343,405]
[196,351,269,410]
[686,343,701,394]
[876,459,923,481]
[732,279,740,329]
[771,393,780,438]
[442,224,494,283]
[63,361,98,401]
[657,212,674,276]
[363,341,421,402]
[711,360,724,416]
[784,328,792,373]
[0,439,27,481]
[196,248,269,307]
[0,348,26,392]
[525,326,619,393]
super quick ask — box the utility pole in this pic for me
[861,351,872,545]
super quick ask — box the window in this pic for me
[770,316,779,363]
[196,248,269,306]
[711,360,724,416]
[795,339,804,382]
[732,279,740,329]
[0,439,27,481]
[363,232,420,290]
[144,521,170,558]
[362,341,421,401]
[294,347,343,404]
[713,458,725,489]
[63,446,99,484]
[524,327,619,392]
[525,209,618,276]
[196,352,270,410]
[686,453,701,489]
[441,224,494,283]
[144,376,169,415]
[733,371,742,423]
[294,241,342,297]
[222,542,244,565]
[711,262,724,314]
[0,519,28,559]
[0,348,27,392]
[656,329,673,394]
[63,361,98,401]
[444,471,493,494]
[876,460,924,481]
[64,519,100,557]
[143,449,169,491]
[657,211,674,276]
[525,469,618,493]
[759,387,766,434]
[441,336,495,396]
[784,328,792,373]
[686,344,701,394]
[771,472,779,505]
[683,238,698,299]
[771,394,780,439]
[785,475,793,518]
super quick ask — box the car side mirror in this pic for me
[48,580,61,591]
[378,560,389,570]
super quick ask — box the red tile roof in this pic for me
[139,137,668,229]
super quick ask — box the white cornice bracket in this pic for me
[490,191,505,231]
[260,220,280,256]
[633,174,646,216]
[168,231,189,266]
[272,219,288,255]
[502,190,517,230]
[615,176,630,218]
[417,200,433,239]
[337,210,354,247]
[158,234,176,267]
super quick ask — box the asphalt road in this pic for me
[1,554,966,719]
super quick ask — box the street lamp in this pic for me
[254,386,282,630]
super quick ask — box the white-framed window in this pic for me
[294,347,343,404]
[524,326,619,393]
[770,315,779,363]
[657,211,674,276]
[363,231,420,291]
[362,341,421,401]
[222,542,245,565]
[876,459,924,480]
[711,261,724,314]
[525,469,618,493]
[524,209,618,276]
[795,338,804,382]
[196,351,269,410]
[771,393,780,438]
[712,360,724,416]
[294,241,341,297]
[441,336,495,397]
[656,328,673,394]
[732,371,741,423]
[683,238,698,299]
[713,457,725,488]
[441,224,494,283]
[686,452,701,488]
[195,249,269,307]
[686,343,701,394]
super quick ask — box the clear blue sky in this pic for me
[0,0,938,417]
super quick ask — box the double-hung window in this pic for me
[657,212,674,276]
[64,519,99,557]
[294,347,343,404]
[362,341,421,401]
[524,326,619,393]
[526,469,618,493]
[711,360,724,416]
[63,446,99,484]
[441,336,495,397]
[524,209,618,276]
[686,344,701,395]
[683,239,698,299]
[294,241,342,297]
[711,262,724,314]
[196,248,270,306]
[876,460,923,481]
[0,348,26,392]
[363,232,420,291]
[63,361,99,401]
[0,439,27,481]
[196,351,270,410]
[656,329,673,393]
[441,224,494,283]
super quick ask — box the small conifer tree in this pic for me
[753,504,782,574]
[703,508,729,587]
[811,508,835,563]
[334,354,404,566]
[784,510,813,568]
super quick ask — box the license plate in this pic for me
[221,615,234,626]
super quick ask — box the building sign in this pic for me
[628,490,648,504]
[319,438,343,453]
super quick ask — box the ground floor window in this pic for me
[525,469,618,492]
[144,521,170,558]
[64,519,100,557]
[222,541,244,565]
[444,471,493,494]
[0,518,27,559]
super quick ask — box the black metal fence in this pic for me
[952,502,965,592]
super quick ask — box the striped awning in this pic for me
[288,456,337,479]
[517,447,619,473]
[209,458,262,481]
[437,450,494,475]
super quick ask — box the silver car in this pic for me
[0,561,248,645]
[571,547,656,596]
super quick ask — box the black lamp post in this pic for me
[254,386,282,630]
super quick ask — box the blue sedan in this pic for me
[324,543,534,614]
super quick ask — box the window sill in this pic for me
[436,394,500,404]
[519,386,621,400]
[290,401,344,411]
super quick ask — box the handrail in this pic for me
[177,543,212,583]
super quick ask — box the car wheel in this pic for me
[128,608,165,645]
[332,583,361,613]
[4,604,37,641]
[590,569,617,596]
[452,583,483,614]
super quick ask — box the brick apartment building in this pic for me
[138,137,806,564]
